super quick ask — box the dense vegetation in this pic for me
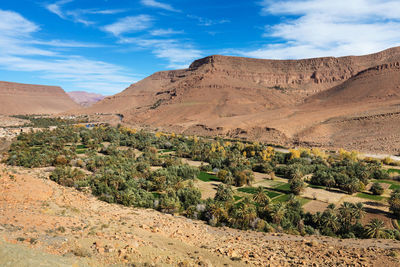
[4,124,400,240]
[10,115,89,128]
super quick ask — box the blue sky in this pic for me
[0,0,399,95]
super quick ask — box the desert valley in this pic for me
[1,45,400,266]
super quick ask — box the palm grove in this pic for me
[5,124,400,239]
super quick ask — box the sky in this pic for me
[0,0,399,95]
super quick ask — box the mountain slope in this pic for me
[67,91,105,107]
[79,47,400,153]
[0,81,80,115]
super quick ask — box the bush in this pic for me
[290,178,306,195]
[370,183,384,195]
[50,167,86,188]
[389,189,400,218]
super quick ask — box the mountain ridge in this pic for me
[74,46,400,153]
[0,81,80,115]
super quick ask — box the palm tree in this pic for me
[224,175,234,185]
[270,202,286,225]
[207,202,228,223]
[365,218,386,238]
[230,198,257,228]
[253,186,269,204]
[352,202,366,222]
[338,202,355,230]
[325,176,335,190]
[290,178,305,195]
[291,168,303,180]
[322,211,340,233]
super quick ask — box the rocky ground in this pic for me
[1,164,400,266]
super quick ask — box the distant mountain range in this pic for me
[67,91,105,107]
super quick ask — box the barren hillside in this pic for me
[0,81,80,115]
[77,47,400,153]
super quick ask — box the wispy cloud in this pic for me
[0,9,134,94]
[30,39,105,48]
[102,15,153,36]
[140,0,180,12]
[187,15,230,26]
[45,0,73,19]
[45,0,127,26]
[241,0,400,59]
[150,28,184,36]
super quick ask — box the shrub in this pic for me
[370,183,384,195]
[389,189,400,218]
[50,167,86,188]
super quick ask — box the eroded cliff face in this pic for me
[81,47,400,153]
[0,81,80,115]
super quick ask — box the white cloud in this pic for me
[45,1,127,26]
[140,0,180,12]
[102,15,153,36]
[187,15,230,26]
[150,28,184,36]
[30,39,105,48]
[0,9,39,36]
[242,0,400,59]
[0,9,134,94]
[45,0,73,19]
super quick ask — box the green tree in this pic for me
[365,219,386,238]
[253,186,270,205]
[370,183,384,195]
[321,211,340,233]
[389,189,400,218]
[338,202,355,231]
[269,202,286,225]
[214,184,234,202]
[290,178,306,195]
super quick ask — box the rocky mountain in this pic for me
[0,81,80,115]
[81,47,400,153]
[67,91,105,107]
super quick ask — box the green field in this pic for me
[372,179,400,190]
[272,194,292,203]
[197,172,219,182]
[308,184,325,189]
[356,192,385,201]
[274,183,291,193]
[233,195,243,201]
[266,190,282,199]
[387,168,400,174]
[299,197,311,206]
[237,187,282,199]
[237,187,258,194]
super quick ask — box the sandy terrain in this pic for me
[302,187,345,203]
[303,200,330,214]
